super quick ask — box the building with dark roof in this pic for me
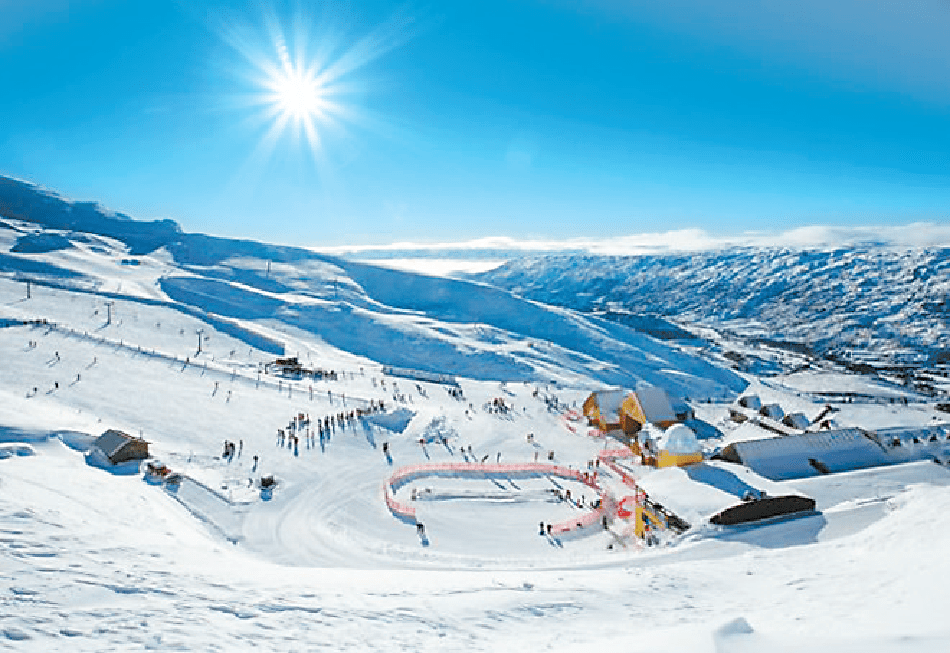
[92,429,149,465]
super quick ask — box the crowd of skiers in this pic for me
[273,399,391,456]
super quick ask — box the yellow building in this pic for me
[582,387,678,435]
[654,424,703,468]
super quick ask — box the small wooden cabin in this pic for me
[93,429,149,465]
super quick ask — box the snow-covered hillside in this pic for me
[3,177,950,652]
[0,176,744,399]
[475,249,950,358]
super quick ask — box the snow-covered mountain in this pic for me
[476,248,950,359]
[0,176,744,399]
[3,175,950,652]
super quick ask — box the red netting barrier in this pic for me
[598,448,641,490]
[384,462,605,528]
[384,483,417,522]
[549,506,605,535]
[598,448,635,460]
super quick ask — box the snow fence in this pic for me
[385,462,607,534]
[598,447,641,489]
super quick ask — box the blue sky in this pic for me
[1,0,949,247]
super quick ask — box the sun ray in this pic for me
[211,4,418,186]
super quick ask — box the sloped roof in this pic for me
[738,395,761,410]
[93,429,147,461]
[636,465,738,526]
[760,403,784,420]
[592,389,629,423]
[636,461,797,526]
[870,425,948,445]
[635,386,676,424]
[724,429,892,481]
[783,413,811,430]
[94,429,134,458]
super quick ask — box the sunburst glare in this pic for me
[216,5,412,166]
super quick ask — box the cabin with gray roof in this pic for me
[92,429,149,465]
[782,412,811,431]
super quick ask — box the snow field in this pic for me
[3,222,950,650]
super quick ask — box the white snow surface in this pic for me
[2,213,950,651]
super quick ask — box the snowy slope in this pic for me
[0,177,746,399]
[3,177,950,652]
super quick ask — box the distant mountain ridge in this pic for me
[0,174,744,396]
[475,248,950,358]
[0,176,181,255]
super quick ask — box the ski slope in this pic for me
[2,193,950,651]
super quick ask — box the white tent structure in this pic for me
[658,424,702,455]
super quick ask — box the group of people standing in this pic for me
[272,399,392,456]
[221,439,242,461]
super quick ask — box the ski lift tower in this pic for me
[196,328,204,354]
[104,301,114,326]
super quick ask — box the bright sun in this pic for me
[218,7,411,163]
[264,32,329,129]
[272,67,324,121]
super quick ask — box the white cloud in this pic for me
[314,222,950,259]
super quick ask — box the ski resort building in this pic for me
[582,389,640,434]
[782,413,811,431]
[634,461,815,531]
[738,395,762,410]
[759,403,785,421]
[92,429,149,465]
[865,425,950,464]
[582,387,679,434]
[635,387,678,428]
[654,424,704,468]
[867,425,950,448]
[265,357,305,377]
[717,429,892,481]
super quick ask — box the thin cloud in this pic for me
[317,223,950,258]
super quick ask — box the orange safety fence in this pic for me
[548,494,616,535]
[598,448,636,460]
[384,462,607,531]
[549,506,605,535]
[387,462,602,492]
[598,447,642,490]
[384,484,417,523]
